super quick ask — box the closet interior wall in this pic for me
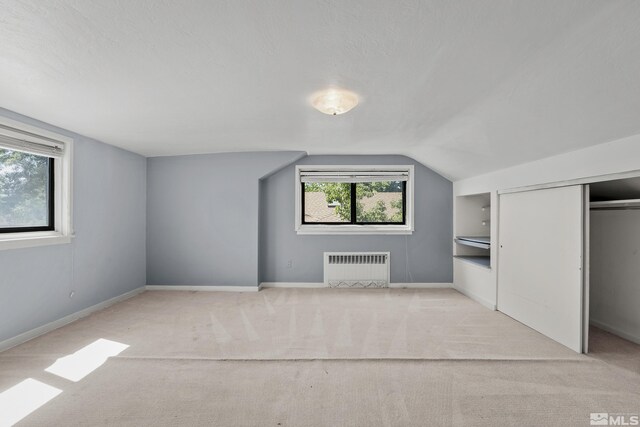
[589,177,640,345]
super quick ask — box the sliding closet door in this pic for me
[583,185,590,354]
[498,185,584,352]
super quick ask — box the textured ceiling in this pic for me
[1,0,640,180]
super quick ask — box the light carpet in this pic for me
[2,288,581,361]
[0,288,638,427]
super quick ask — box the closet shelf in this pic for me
[454,255,491,269]
[590,199,640,210]
[455,236,490,250]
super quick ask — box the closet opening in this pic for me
[586,176,640,369]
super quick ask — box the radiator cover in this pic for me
[323,252,390,288]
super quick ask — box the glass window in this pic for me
[303,182,351,223]
[0,148,54,232]
[302,180,405,225]
[355,181,404,223]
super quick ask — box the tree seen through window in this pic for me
[303,181,404,224]
[0,148,52,229]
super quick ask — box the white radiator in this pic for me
[323,252,390,288]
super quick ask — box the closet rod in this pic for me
[590,206,640,211]
[590,198,640,210]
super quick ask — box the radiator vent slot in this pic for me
[327,254,387,265]
[324,252,390,288]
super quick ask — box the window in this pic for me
[0,149,55,232]
[296,166,414,234]
[0,117,73,249]
[303,181,405,224]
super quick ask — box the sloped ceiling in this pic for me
[1,1,639,180]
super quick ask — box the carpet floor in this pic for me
[0,288,638,426]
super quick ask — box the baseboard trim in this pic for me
[0,286,145,353]
[389,283,453,289]
[260,282,325,288]
[259,282,453,289]
[452,284,497,311]
[590,318,640,345]
[145,285,259,292]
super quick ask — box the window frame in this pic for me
[0,117,73,250]
[295,165,414,235]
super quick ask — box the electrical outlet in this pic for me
[286,260,293,268]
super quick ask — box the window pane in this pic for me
[0,148,52,229]
[304,182,351,223]
[355,181,403,223]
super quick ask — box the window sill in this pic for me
[296,225,413,235]
[0,232,73,251]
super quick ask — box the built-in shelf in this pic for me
[455,236,490,250]
[590,199,640,210]
[454,255,491,269]
[454,192,492,271]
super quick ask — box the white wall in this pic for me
[452,132,640,309]
[590,210,640,344]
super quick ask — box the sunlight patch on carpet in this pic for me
[45,338,129,382]
[0,378,61,427]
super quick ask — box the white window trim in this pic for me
[295,165,415,235]
[0,116,74,250]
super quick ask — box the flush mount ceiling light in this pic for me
[310,88,359,115]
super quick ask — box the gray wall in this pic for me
[146,151,305,287]
[0,108,147,343]
[259,155,453,284]
[0,114,452,344]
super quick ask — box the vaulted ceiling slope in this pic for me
[1,1,639,180]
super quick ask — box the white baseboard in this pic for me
[389,282,453,289]
[452,284,497,311]
[260,282,325,288]
[146,285,259,292]
[590,318,640,345]
[0,286,145,353]
[260,282,452,289]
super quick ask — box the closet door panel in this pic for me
[583,185,590,353]
[498,185,584,352]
